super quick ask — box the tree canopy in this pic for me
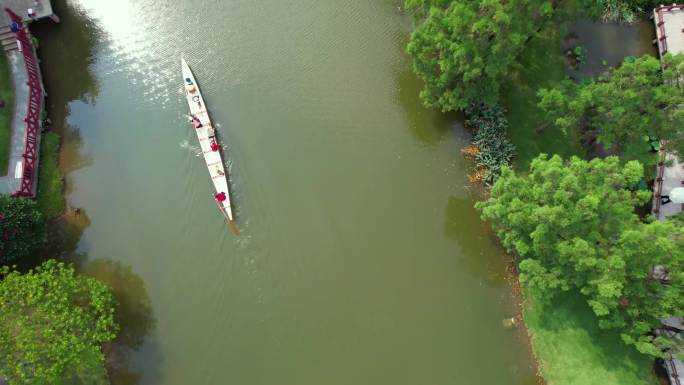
[608,221,684,356]
[476,154,683,356]
[0,195,46,263]
[538,54,684,166]
[0,260,118,385]
[405,0,572,111]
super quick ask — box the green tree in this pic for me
[405,0,572,111]
[606,220,684,357]
[538,54,684,167]
[405,0,451,20]
[0,260,118,385]
[476,154,683,356]
[0,195,46,263]
[476,154,649,296]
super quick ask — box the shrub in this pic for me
[464,103,516,185]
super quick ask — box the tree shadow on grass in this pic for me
[526,290,656,385]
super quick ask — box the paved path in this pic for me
[0,49,28,194]
[0,0,53,27]
[654,4,684,56]
[652,4,684,219]
[653,152,684,220]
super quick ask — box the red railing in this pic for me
[666,353,681,385]
[656,7,668,54]
[5,8,43,197]
[654,142,667,214]
[655,4,684,56]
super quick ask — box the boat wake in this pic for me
[178,139,203,157]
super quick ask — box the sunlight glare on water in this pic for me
[33,1,539,384]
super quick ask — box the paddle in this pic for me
[214,197,239,236]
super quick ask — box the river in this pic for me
[33,1,543,384]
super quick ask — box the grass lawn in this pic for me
[501,27,585,170]
[0,52,14,176]
[524,289,658,385]
[36,131,64,220]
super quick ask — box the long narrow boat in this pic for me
[181,58,238,235]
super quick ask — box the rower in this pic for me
[215,192,227,202]
[189,115,202,128]
[210,140,219,152]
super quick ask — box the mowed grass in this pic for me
[524,290,658,385]
[0,52,14,175]
[36,131,64,220]
[501,27,585,170]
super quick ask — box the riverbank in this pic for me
[36,130,64,220]
[0,52,12,175]
[503,246,657,385]
[23,0,544,383]
[523,290,656,385]
[496,18,661,385]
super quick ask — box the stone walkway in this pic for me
[652,5,684,220]
[653,151,684,220]
[0,49,28,195]
[0,0,53,27]
[652,7,684,385]
[654,4,684,56]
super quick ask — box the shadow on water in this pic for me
[32,0,101,108]
[444,194,510,288]
[81,259,162,385]
[391,31,462,145]
[30,2,162,383]
[32,0,99,185]
[46,207,91,260]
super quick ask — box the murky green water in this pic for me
[33,1,540,384]
[565,19,657,78]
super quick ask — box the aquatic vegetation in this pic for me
[464,103,515,185]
